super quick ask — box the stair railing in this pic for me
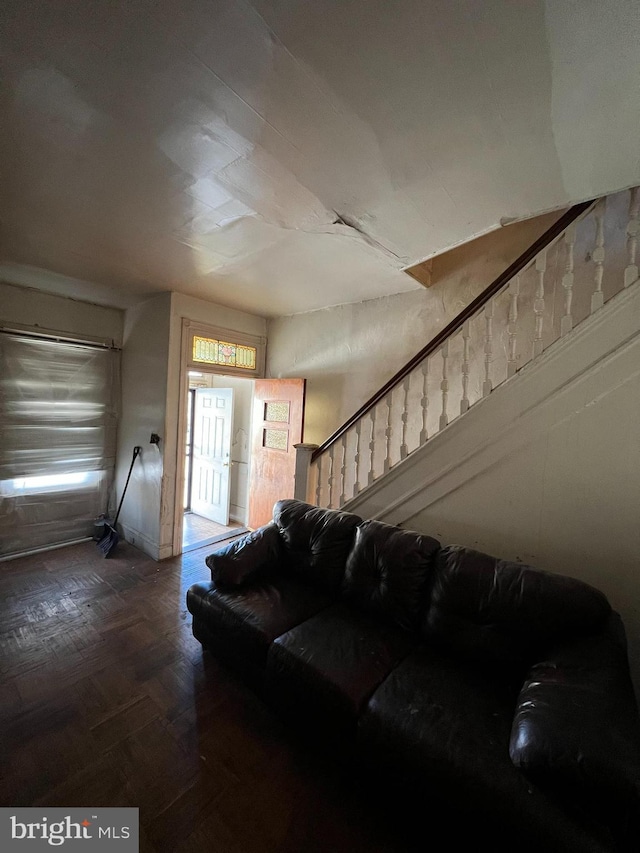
[297,186,639,509]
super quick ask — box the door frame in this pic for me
[184,388,196,512]
[171,319,266,557]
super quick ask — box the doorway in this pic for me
[182,373,251,553]
[171,319,307,557]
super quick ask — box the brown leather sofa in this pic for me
[186,499,640,852]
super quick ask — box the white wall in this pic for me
[114,290,266,559]
[117,293,172,559]
[0,281,124,346]
[267,212,560,444]
[169,294,267,341]
[348,281,640,693]
[0,283,264,558]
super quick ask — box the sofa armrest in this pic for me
[509,613,640,810]
[205,522,282,587]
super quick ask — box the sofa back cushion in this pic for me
[423,545,611,665]
[343,520,440,631]
[273,499,362,594]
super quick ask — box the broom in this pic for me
[97,445,142,557]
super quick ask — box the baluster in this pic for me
[400,376,410,460]
[483,299,494,397]
[460,321,471,414]
[562,222,577,332]
[384,392,393,474]
[339,434,347,506]
[439,342,449,431]
[368,407,376,486]
[533,249,547,357]
[624,187,639,287]
[315,457,323,507]
[353,421,362,498]
[420,358,429,445]
[507,275,520,377]
[327,445,335,509]
[590,200,606,313]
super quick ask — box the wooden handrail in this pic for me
[311,200,594,463]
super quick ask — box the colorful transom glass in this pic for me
[193,336,257,370]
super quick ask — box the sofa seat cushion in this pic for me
[186,578,333,671]
[358,646,613,853]
[266,602,415,733]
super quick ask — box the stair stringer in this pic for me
[344,277,640,545]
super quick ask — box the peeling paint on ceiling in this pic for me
[1,0,639,317]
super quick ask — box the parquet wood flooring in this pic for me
[0,540,412,852]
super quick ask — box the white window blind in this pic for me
[0,332,119,557]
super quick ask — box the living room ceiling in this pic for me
[1,0,639,317]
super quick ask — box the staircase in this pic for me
[294,187,640,689]
[298,185,639,524]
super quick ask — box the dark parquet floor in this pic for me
[0,540,414,853]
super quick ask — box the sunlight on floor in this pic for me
[182,512,247,554]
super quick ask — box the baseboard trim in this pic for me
[120,524,161,561]
[0,537,92,562]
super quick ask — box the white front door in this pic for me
[191,388,234,524]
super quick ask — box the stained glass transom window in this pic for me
[193,336,257,370]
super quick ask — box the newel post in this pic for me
[293,443,319,504]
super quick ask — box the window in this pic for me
[185,322,265,378]
[0,332,119,557]
[192,335,257,370]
